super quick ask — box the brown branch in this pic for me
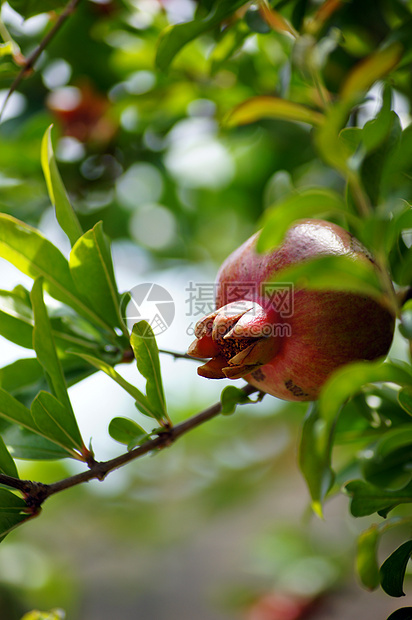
[159,348,205,361]
[0,0,83,121]
[0,384,258,509]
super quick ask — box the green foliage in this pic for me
[1,0,412,617]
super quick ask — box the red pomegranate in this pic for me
[187,219,395,401]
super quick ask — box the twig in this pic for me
[0,384,258,509]
[0,0,83,122]
[159,348,205,361]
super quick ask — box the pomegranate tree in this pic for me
[188,219,395,401]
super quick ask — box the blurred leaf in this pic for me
[387,608,412,620]
[20,610,65,620]
[400,302,412,340]
[0,214,109,331]
[268,253,384,301]
[156,0,249,72]
[258,3,297,36]
[245,8,271,34]
[0,488,30,542]
[345,480,412,517]
[220,385,251,415]
[340,44,403,104]
[380,540,412,597]
[339,127,363,156]
[8,0,66,19]
[70,351,154,419]
[299,403,334,517]
[210,20,250,73]
[357,524,380,590]
[69,222,122,332]
[224,96,324,128]
[257,188,348,251]
[130,321,170,426]
[30,391,83,455]
[31,278,72,413]
[398,389,412,416]
[41,125,82,247]
[362,86,393,152]
[108,417,148,450]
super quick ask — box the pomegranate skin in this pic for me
[188,219,395,402]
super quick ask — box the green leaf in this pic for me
[380,540,412,597]
[299,403,335,517]
[2,425,69,460]
[362,86,393,152]
[220,386,251,415]
[257,189,348,251]
[210,20,250,74]
[362,426,412,489]
[357,524,380,590]
[0,214,111,331]
[224,96,324,128]
[0,288,33,349]
[130,321,169,426]
[108,417,147,450]
[156,0,249,72]
[31,391,83,455]
[398,388,412,416]
[345,480,412,517]
[31,279,72,413]
[41,125,82,247]
[400,302,412,340]
[69,351,155,419]
[0,436,18,478]
[267,254,384,301]
[8,0,66,19]
[0,488,29,542]
[387,608,412,620]
[69,222,122,332]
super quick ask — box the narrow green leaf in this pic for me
[0,214,111,331]
[299,403,335,516]
[345,480,412,517]
[357,525,380,590]
[69,351,154,419]
[400,301,412,340]
[220,386,251,415]
[398,388,412,416]
[362,426,412,489]
[0,436,18,478]
[257,189,348,251]
[156,0,248,72]
[380,540,412,597]
[224,96,324,129]
[31,391,83,454]
[69,222,122,331]
[31,279,72,412]
[108,417,147,450]
[0,488,29,542]
[41,125,82,247]
[0,288,33,349]
[130,321,169,425]
[362,86,393,152]
[2,425,69,460]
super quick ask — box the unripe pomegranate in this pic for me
[187,219,395,401]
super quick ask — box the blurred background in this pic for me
[0,0,412,617]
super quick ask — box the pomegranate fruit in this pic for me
[187,219,395,401]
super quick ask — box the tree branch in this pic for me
[0,384,258,510]
[0,0,83,121]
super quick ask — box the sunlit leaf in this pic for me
[0,214,110,331]
[380,540,412,597]
[0,436,18,478]
[224,96,324,128]
[31,391,83,455]
[69,222,123,332]
[130,322,170,426]
[258,2,297,37]
[108,417,148,450]
[156,0,249,72]
[257,188,348,251]
[41,125,82,247]
[357,524,380,590]
[0,288,33,349]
